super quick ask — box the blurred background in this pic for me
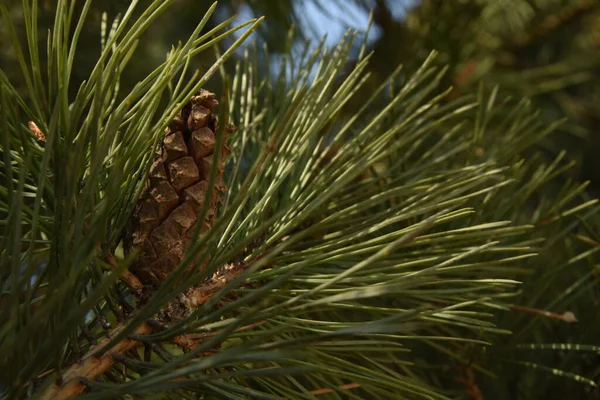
[2,0,599,189]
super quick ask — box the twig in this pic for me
[310,383,361,395]
[105,252,144,294]
[157,263,247,324]
[455,365,484,400]
[38,262,252,399]
[40,322,153,400]
[283,382,361,399]
[510,304,578,323]
[173,321,267,351]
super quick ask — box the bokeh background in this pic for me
[2,0,599,189]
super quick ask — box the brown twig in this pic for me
[173,321,267,351]
[105,251,144,294]
[455,365,484,400]
[510,304,578,323]
[40,322,153,400]
[283,383,361,399]
[39,262,251,399]
[157,263,248,324]
[310,383,361,396]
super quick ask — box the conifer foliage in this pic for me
[1,1,599,399]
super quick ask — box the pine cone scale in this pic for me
[124,89,230,287]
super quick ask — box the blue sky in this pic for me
[299,1,380,45]
[232,0,419,79]
[237,0,418,47]
[297,0,418,46]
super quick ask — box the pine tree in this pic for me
[1,1,599,399]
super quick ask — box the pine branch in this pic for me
[38,257,257,399]
[105,252,143,294]
[0,1,262,397]
[39,322,154,400]
[455,365,483,400]
[3,1,600,399]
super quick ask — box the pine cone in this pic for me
[124,90,230,286]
